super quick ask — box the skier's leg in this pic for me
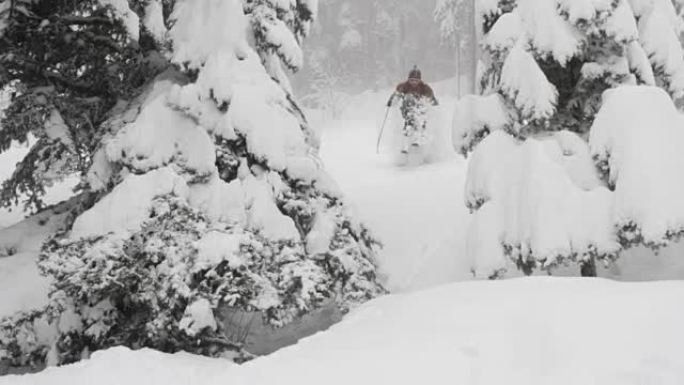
[401,120,411,154]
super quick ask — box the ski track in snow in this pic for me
[319,116,472,292]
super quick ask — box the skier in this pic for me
[386,66,439,153]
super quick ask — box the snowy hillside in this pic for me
[4,278,684,385]
[315,80,473,291]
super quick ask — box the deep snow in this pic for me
[317,110,472,291]
[4,278,684,385]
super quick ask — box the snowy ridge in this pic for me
[3,278,684,385]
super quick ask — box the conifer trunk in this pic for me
[580,257,598,277]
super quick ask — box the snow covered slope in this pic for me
[5,278,684,385]
[314,83,473,291]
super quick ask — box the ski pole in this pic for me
[376,106,391,154]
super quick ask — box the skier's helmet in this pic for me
[408,65,422,81]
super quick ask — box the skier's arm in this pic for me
[427,86,439,106]
[387,92,400,107]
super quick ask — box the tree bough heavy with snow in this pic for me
[454,0,684,152]
[0,0,384,368]
[457,0,684,278]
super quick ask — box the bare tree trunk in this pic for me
[456,35,462,97]
[469,0,478,94]
[397,14,406,76]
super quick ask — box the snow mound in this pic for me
[70,168,189,240]
[104,88,216,178]
[466,131,617,277]
[590,85,684,245]
[3,346,236,384]
[5,278,684,385]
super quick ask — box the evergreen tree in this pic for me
[456,0,684,152]
[0,0,383,368]
[458,0,684,278]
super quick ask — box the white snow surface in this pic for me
[143,0,167,42]
[105,85,216,177]
[179,298,218,337]
[500,42,558,121]
[590,86,684,243]
[168,0,248,69]
[316,82,472,291]
[4,278,684,385]
[70,167,189,240]
[516,0,584,65]
[466,130,617,276]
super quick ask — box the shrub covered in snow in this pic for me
[0,0,383,368]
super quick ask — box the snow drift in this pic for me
[4,278,684,385]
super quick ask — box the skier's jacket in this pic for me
[387,68,439,113]
[391,80,438,106]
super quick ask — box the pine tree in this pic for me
[456,0,684,151]
[459,0,684,278]
[0,0,383,368]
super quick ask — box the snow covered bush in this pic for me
[454,0,684,152]
[0,0,383,368]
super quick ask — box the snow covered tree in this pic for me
[458,0,684,279]
[0,0,384,368]
[0,0,166,212]
[454,0,684,152]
